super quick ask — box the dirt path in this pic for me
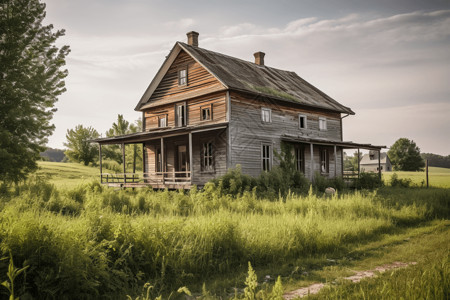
[283,261,417,299]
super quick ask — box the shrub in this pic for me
[356,172,383,189]
[389,173,412,188]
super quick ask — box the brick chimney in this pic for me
[254,51,265,66]
[186,31,199,47]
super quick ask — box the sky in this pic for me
[43,0,450,155]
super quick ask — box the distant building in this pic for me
[360,151,392,172]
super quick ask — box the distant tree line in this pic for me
[421,153,450,168]
[40,148,66,162]
[64,115,143,172]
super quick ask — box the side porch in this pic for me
[281,135,385,182]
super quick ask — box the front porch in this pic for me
[94,122,228,189]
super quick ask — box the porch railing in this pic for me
[101,171,191,186]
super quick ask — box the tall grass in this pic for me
[0,177,449,298]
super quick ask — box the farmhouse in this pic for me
[94,32,384,188]
[360,151,392,172]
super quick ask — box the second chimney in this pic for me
[187,31,199,47]
[254,51,265,66]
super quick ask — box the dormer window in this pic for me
[178,69,187,85]
[299,114,307,129]
[319,117,327,131]
[261,108,271,123]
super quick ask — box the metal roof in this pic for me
[281,135,385,150]
[91,122,228,145]
[135,42,355,115]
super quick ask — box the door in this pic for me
[177,145,188,176]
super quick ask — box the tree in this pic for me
[388,138,425,171]
[64,125,99,166]
[0,0,69,183]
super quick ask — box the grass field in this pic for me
[0,162,447,299]
[36,161,101,188]
[383,166,450,188]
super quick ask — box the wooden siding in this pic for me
[144,92,227,130]
[145,50,225,107]
[229,91,343,178]
[143,129,227,186]
[191,129,228,185]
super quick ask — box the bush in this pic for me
[312,172,346,193]
[210,165,258,198]
[357,172,383,189]
[389,173,412,188]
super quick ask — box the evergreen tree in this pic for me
[0,0,69,182]
[64,125,99,166]
[388,138,425,171]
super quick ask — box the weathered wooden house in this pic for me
[94,31,384,188]
[360,151,392,172]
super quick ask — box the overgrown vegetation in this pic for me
[0,174,448,298]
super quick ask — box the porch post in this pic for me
[122,143,126,184]
[310,143,314,181]
[357,148,360,179]
[189,132,193,183]
[334,145,337,178]
[99,144,103,183]
[161,138,164,184]
[378,149,381,180]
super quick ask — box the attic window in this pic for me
[178,69,187,86]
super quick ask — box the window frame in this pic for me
[157,114,167,128]
[201,141,214,172]
[320,148,329,174]
[261,143,272,171]
[296,146,305,174]
[200,104,212,121]
[299,114,307,129]
[175,103,187,127]
[178,68,187,86]
[319,117,327,131]
[261,107,272,123]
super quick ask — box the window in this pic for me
[158,114,167,128]
[176,103,186,127]
[296,147,305,173]
[261,144,272,171]
[299,115,307,129]
[156,148,162,172]
[178,69,187,85]
[261,108,272,123]
[201,142,213,171]
[319,117,327,131]
[320,148,329,174]
[201,106,211,121]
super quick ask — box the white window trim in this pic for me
[299,114,307,129]
[261,108,272,123]
[319,117,327,131]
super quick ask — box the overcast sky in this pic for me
[43,0,450,155]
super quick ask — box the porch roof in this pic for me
[281,135,385,150]
[91,122,228,145]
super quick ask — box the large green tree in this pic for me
[64,125,99,166]
[388,138,425,171]
[0,0,69,182]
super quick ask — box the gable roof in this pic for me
[360,152,391,165]
[135,42,355,115]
